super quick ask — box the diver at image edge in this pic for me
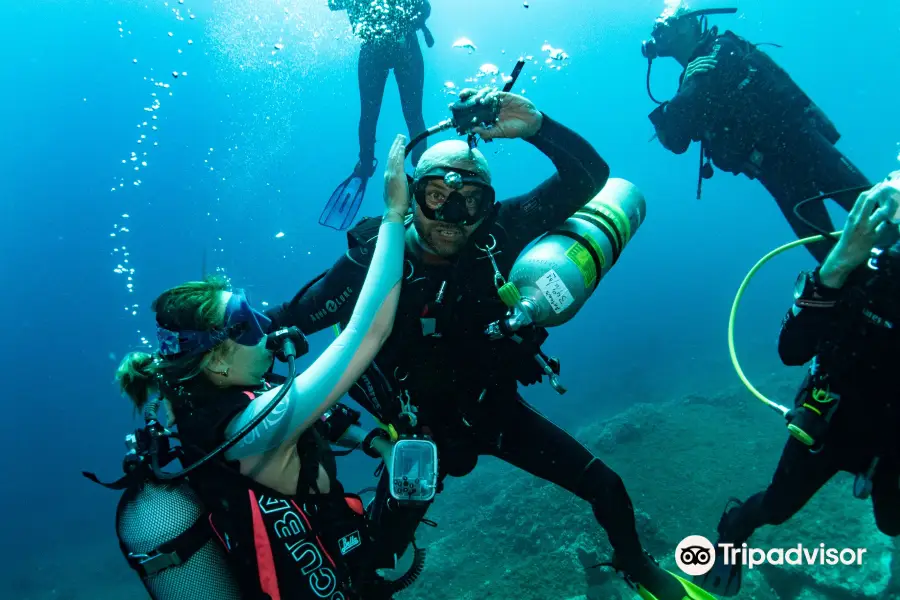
[696,173,900,597]
[83,136,421,600]
[322,0,434,231]
[275,84,715,600]
[643,3,872,263]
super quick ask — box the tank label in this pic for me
[565,242,597,288]
[537,269,574,314]
[583,232,606,270]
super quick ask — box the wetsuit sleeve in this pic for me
[266,247,372,334]
[777,271,856,366]
[649,36,747,154]
[496,114,610,253]
[224,219,404,460]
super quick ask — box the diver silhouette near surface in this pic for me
[322,0,434,230]
[643,5,872,264]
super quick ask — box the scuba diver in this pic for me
[696,173,900,596]
[322,0,434,231]
[642,4,872,263]
[268,87,716,600]
[85,136,416,600]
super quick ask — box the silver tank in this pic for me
[117,478,243,600]
[502,178,646,330]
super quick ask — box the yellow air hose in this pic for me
[727,231,842,417]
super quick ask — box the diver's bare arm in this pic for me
[224,218,405,460]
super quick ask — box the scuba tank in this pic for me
[487,178,646,331]
[84,328,309,600]
[485,178,646,392]
[105,398,244,600]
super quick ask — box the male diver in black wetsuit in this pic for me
[642,5,872,263]
[695,173,900,597]
[271,89,716,600]
[322,0,434,230]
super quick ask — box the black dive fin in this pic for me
[693,560,741,597]
[320,173,369,231]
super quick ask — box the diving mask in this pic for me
[389,437,439,504]
[641,7,738,60]
[157,289,274,357]
[412,168,495,226]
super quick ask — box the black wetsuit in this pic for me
[649,28,871,263]
[267,116,658,575]
[328,0,432,168]
[720,261,900,545]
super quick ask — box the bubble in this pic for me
[275,232,285,238]
[168,32,174,37]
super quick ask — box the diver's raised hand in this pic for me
[383,134,410,222]
[460,88,543,141]
[820,179,896,286]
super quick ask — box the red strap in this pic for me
[243,391,256,400]
[249,490,281,600]
[344,496,364,516]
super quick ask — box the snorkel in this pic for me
[642,7,739,104]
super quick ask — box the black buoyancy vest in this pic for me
[173,379,385,600]
[345,216,550,428]
[694,30,840,173]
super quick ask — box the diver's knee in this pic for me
[579,457,630,507]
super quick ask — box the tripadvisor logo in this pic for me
[674,535,868,577]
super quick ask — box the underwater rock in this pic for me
[398,374,896,600]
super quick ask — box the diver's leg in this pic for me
[719,436,839,544]
[764,175,837,264]
[367,467,434,568]
[357,42,391,171]
[694,436,840,595]
[393,34,427,167]
[807,131,872,213]
[872,457,900,537]
[476,395,702,598]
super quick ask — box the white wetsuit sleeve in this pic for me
[224,219,405,460]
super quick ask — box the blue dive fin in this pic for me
[319,172,368,231]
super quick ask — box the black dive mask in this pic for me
[411,168,495,226]
[642,7,738,104]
